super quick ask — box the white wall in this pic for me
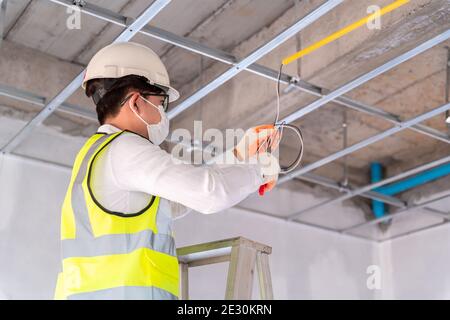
[0,152,378,300]
[0,155,69,299]
[378,223,450,299]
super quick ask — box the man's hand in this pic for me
[255,152,280,196]
[234,125,281,162]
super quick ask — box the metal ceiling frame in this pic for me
[345,191,450,233]
[47,0,450,145]
[166,0,344,119]
[236,191,450,244]
[0,0,449,241]
[346,192,450,242]
[280,102,450,232]
[287,154,450,221]
[276,99,450,218]
[0,83,97,121]
[279,102,450,185]
[280,31,450,124]
[378,203,450,243]
[299,173,406,207]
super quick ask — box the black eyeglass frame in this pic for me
[119,92,170,112]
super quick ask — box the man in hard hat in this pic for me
[54,42,280,300]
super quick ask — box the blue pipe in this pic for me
[371,162,385,218]
[375,162,450,195]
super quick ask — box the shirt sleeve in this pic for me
[170,201,192,220]
[109,132,264,214]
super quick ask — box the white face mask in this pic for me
[129,95,170,146]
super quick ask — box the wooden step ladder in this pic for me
[177,236,273,300]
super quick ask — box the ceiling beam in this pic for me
[280,30,450,124]
[0,83,97,121]
[279,100,450,187]
[166,0,343,119]
[344,192,450,237]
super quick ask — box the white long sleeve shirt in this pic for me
[91,124,264,219]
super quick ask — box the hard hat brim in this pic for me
[166,86,180,103]
[152,83,180,103]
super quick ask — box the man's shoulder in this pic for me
[109,130,152,147]
[115,130,148,141]
[105,130,161,158]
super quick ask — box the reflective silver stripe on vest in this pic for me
[72,134,111,239]
[61,229,176,258]
[155,198,174,236]
[67,286,178,300]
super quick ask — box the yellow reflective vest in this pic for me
[54,131,179,300]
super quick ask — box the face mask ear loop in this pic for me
[129,99,150,127]
[140,95,160,111]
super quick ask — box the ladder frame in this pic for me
[177,236,273,300]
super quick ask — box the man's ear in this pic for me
[127,92,140,113]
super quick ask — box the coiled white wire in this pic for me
[257,64,304,174]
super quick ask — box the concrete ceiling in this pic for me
[5,0,294,87]
[0,0,450,241]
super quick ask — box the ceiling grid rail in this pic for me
[287,154,450,222]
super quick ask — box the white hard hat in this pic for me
[82,42,180,102]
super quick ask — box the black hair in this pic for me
[85,75,165,125]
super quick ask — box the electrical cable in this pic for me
[263,63,305,174]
